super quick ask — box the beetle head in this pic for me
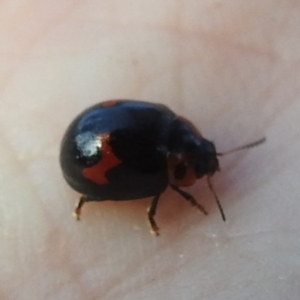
[166,118,219,186]
[194,138,219,178]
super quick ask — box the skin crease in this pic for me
[0,0,300,299]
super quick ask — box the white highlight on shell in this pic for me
[75,132,102,157]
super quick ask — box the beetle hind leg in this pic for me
[147,194,161,236]
[73,195,90,220]
[170,185,208,216]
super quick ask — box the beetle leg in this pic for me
[73,195,89,220]
[147,194,161,236]
[170,185,208,216]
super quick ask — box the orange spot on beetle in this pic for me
[167,153,196,187]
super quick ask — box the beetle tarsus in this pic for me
[147,194,161,236]
[73,195,86,220]
[149,221,160,236]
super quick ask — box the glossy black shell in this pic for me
[60,101,177,200]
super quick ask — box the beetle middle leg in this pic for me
[170,185,208,216]
[147,194,161,236]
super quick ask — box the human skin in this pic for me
[0,1,300,299]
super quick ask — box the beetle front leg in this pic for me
[170,185,208,216]
[147,194,161,236]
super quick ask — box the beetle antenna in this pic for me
[217,137,266,156]
[207,176,226,222]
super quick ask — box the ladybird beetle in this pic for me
[60,100,265,235]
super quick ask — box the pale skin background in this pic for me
[0,1,300,299]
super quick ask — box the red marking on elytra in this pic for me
[101,100,119,107]
[82,134,121,184]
